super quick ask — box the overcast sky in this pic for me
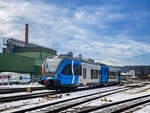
[0,0,150,66]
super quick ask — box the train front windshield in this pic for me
[44,58,62,74]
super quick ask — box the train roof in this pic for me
[47,55,106,66]
[109,66,120,72]
[46,55,121,72]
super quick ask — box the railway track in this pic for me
[0,90,57,103]
[82,94,150,113]
[8,87,128,113]
[0,85,123,103]
[0,87,47,94]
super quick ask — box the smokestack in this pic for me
[25,24,28,45]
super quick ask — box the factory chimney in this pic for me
[25,24,28,45]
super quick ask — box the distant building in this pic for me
[118,66,150,79]
[0,38,57,82]
[121,70,136,80]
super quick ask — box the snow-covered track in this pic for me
[77,94,150,113]
[0,86,101,103]
[0,90,57,103]
[11,87,128,113]
[0,87,47,94]
[0,85,122,103]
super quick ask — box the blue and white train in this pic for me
[40,55,121,90]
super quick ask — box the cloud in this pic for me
[0,0,150,65]
[57,37,150,66]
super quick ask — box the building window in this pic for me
[62,64,72,75]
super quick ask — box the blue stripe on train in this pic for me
[57,59,81,85]
[41,76,47,80]
[100,66,109,84]
[73,60,81,84]
[118,73,121,82]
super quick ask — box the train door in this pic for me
[60,60,81,85]
[77,65,83,85]
[83,68,87,85]
[98,70,101,83]
[101,66,109,84]
[118,71,121,83]
[72,61,81,85]
[61,63,73,84]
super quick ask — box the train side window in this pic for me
[79,66,82,76]
[73,64,78,75]
[91,69,94,79]
[111,72,114,79]
[116,72,119,76]
[114,72,116,77]
[103,70,105,75]
[98,70,101,78]
[109,72,111,76]
[62,64,72,75]
[108,72,112,79]
[83,68,86,79]
[96,70,98,79]
[115,72,119,78]
[46,63,49,73]
[118,71,121,76]
[94,70,96,79]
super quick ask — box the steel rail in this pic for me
[78,94,150,113]
[11,87,127,113]
[0,87,46,94]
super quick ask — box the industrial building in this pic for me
[119,66,150,79]
[0,24,57,82]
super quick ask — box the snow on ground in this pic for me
[0,89,52,98]
[0,98,47,112]
[77,84,150,108]
[0,86,124,113]
[134,105,150,113]
[2,84,150,113]
[0,83,44,88]
[123,103,150,113]
[107,84,150,103]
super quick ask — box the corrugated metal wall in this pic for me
[13,47,57,59]
[0,53,35,73]
[0,46,57,81]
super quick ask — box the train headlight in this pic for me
[54,74,58,77]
